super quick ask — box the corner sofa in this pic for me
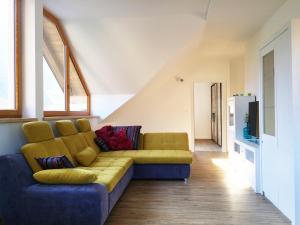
[0,119,192,225]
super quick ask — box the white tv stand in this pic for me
[227,96,261,193]
[231,139,261,193]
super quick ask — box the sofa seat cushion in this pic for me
[99,150,192,164]
[78,166,129,192]
[91,157,133,172]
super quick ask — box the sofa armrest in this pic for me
[22,183,108,225]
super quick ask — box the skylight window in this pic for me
[0,0,21,117]
[43,9,90,116]
[43,57,65,111]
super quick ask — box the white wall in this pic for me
[243,0,300,223]
[0,122,28,155]
[244,0,300,98]
[194,82,212,140]
[99,40,230,152]
[22,0,43,119]
[229,57,245,96]
[291,19,300,225]
[91,94,134,119]
[0,0,44,157]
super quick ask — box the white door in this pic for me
[260,41,278,204]
[260,28,294,220]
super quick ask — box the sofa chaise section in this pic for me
[76,119,192,180]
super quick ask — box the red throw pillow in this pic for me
[95,126,132,150]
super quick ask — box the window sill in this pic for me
[0,118,38,124]
[43,115,100,121]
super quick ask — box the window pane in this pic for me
[43,16,65,111]
[263,50,275,136]
[0,0,15,110]
[43,58,65,111]
[69,58,88,112]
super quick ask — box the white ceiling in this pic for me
[43,0,286,95]
[198,0,287,57]
[43,0,211,19]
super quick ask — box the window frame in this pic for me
[0,0,22,118]
[43,8,91,117]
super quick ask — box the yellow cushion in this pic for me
[76,147,97,166]
[23,121,54,143]
[76,119,91,132]
[143,133,189,150]
[91,157,133,171]
[76,119,101,152]
[79,132,101,153]
[22,138,76,173]
[56,120,78,136]
[78,166,129,192]
[99,150,192,164]
[60,134,89,158]
[33,168,97,184]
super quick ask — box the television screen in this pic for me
[248,101,259,138]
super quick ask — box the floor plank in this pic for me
[195,139,222,152]
[105,152,291,225]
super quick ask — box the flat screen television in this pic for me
[248,101,259,138]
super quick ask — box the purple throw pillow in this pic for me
[113,126,142,149]
[94,137,110,152]
[35,155,74,170]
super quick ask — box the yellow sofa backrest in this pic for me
[138,133,144,150]
[22,121,75,173]
[56,120,89,158]
[143,133,189,150]
[76,119,101,152]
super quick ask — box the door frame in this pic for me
[210,83,222,146]
[192,81,227,152]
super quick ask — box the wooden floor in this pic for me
[195,139,222,151]
[105,152,291,225]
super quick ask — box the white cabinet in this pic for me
[227,96,255,153]
[232,139,261,193]
[227,96,260,193]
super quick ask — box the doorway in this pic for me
[194,82,222,151]
[211,83,222,146]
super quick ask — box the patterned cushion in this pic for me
[95,126,132,150]
[36,155,75,170]
[94,137,110,151]
[113,126,142,150]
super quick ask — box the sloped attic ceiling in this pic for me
[43,0,210,95]
[43,0,286,119]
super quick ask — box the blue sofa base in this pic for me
[0,154,191,225]
[108,166,133,213]
[133,164,190,180]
